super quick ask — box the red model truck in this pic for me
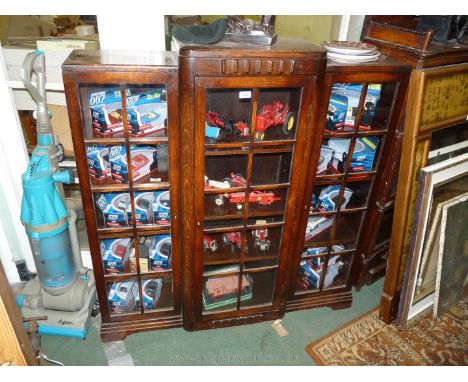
[255,100,295,140]
[215,190,281,210]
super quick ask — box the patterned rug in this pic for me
[305,298,468,365]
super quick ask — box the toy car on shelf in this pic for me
[252,227,270,250]
[203,235,219,252]
[255,100,295,140]
[206,111,250,139]
[222,231,242,250]
[204,173,247,190]
[215,190,281,210]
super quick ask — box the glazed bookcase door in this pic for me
[287,73,405,309]
[63,63,181,340]
[191,77,312,326]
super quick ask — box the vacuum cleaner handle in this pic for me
[21,50,52,136]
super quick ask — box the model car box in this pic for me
[100,238,132,273]
[148,234,172,270]
[135,278,163,310]
[109,145,158,183]
[317,185,353,212]
[327,136,379,173]
[317,145,335,174]
[95,192,131,227]
[133,191,155,225]
[89,87,131,135]
[304,216,333,242]
[107,281,138,313]
[127,89,167,136]
[153,190,171,223]
[86,145,110,180]
[331,83,381,129]
[325,93,348,131]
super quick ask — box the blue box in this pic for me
[135,279,162,310]
[109,145,158,183]
[95,192,131,227]
[331,83,382,129]
[107,281,138,313]
[327,136,379,173]
[89,87,131,135]
[153,190,171,223]
[317,185,353,212]
[127,89,167,136]
[326,93,348,131]
[148,234,172,270]
[86,145,110,180]
[133,191,155,225]
[100,238,132,273]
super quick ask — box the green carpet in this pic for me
[41,279,383,366]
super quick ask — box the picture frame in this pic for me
[396,152,468,327]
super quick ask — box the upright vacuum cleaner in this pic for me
[16,50,96,339]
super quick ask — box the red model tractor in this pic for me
[215,190,281,210]
[222,231,242,251]
[206,111,250,138]
[203,235,218,252]
[255,100,295,140]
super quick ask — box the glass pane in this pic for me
[203,229,243,265]
[133,190,171,227]
[296,256,325,292]
[205,193,244,219]
[205,89,253,143]
[87,145,112,184]
[126,85,168,138]
[131,144,169,184]
[141,275,173,312]
[80,85,126,139]
[240,270,274,308]
[245,224,283,262]
[334,212,365,249]
[427,122,468,166]
[100,237,133,274]
[247,188,288,215]
[130,234,172,273]
[255,88,301,141]
[321,138,350,175]
[202,273,241,313]
[367,83,396,131]
[304,214,333,246]
[251,152,292,185]
[326,83,364,132]
[94,192,132,228]
[106,279,140,315]
[301,246,328,258]
[322,254,352,289]
[342,181,372,210]
[204,154,248,190]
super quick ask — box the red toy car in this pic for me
[215,191,281,210]
[255,100,295,140]
[206,111,228,130]
[203,235,218,252]
[206,111,250,138]
[222,231,242,250]
[224,173,247,187]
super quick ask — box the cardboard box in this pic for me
[127,89,167,136]
[109,145,158,183]
[133,191,155,225]
[153,190,171,223]
[107,281,138,313]
[100,238,131,273]
[148,234,172,270]
[135,279,162,310]
[95,192,131,227]
[89,87,129,135]
[86,145,110,180]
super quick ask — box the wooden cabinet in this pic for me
[178,38,326,330]
[62,50,182,341]
[285,58,410,313]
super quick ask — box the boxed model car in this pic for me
[148,234,172,270]
[325,93,348,131]
[133,191,155,225]
[135,279,163,310]
[317,185,353,212]
[127,88,167,136]
[327,136,379,173]
[89,87,131,134]
[109,145,158,183]
[100,238,132,273]
[86,145,110,180]
[153,190,170,223]
[331,83,381,129]
[107,281,139,313]
[95,192,131,227]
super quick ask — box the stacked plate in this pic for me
[321,41,380,63]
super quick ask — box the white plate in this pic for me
[321,40,377,55]
[328,54,380,63]
[327,51,380,60]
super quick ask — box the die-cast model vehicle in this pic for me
[255,100,295,140]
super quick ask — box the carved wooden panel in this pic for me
[222,59,296,75]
